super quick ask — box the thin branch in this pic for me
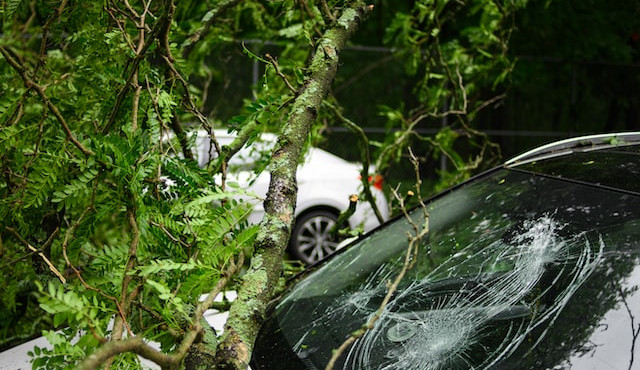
[318,0,336,24]
[374,111,427,174]
[209,119,260,178]
[159,48,217,177]
[104,5,137,51]
[470,93,506,116]
[59,207,128,341]
[103,208,140,368]
[407,148,429,212]
[136,301,182,338]
[433,15,468,117]
[103,7,169,133]
[159,0,177,64]
[4,91,28,126]
[175,254,244,360]
[122,0,141,19]
[34,0,69,76]
[1,225,59,269]
[298,0,323,38]
[325,150,428,370]
[619,286,640,370]
[75,336,177,370]
[5,227,65,284]
[325,213,426,369]
[112,209,141,339]
[19,104,49,192]
[150,220,193,249]
[21,0,38,33]
[131,73,142,132]
[160,54,210,130]
[129,0,152,132]
[265,53,296,93]
[0,46,94,156]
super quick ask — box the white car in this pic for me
[192,130,389,264]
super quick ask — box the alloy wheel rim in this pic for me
[295,215,339,263]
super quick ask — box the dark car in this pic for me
[250,133,640,370]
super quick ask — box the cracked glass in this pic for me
[251,168,640,370]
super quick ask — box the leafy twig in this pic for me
[33,0,69,76]
[111,209,141,339]
[318,0,336,24]
[5,227,65,284]
[177,254,244,360]
[298,0,324,38]
[75,254,244,370]
[0,46,94,156]
[103,5,169,133]
[130,0,152,131]
[265,53,296,93]
[160,54,210,130]
[150,220,192,249]
[103,208,140,367]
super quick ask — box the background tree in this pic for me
[486,0,640,155]
[1,0,530,368]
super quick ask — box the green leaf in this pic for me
[5,0,23,17]
[136,259,198,277]
[52,168,99,204]
[146,279,172,298]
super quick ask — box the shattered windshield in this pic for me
[252,168,640,370]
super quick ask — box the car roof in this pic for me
[505,132,640,166]
[504,132,640,195]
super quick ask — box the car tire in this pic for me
[290,210,342,264]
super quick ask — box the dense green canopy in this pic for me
[1,0,635,368]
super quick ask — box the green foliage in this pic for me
[228,95,291,133]
[36,282,107,331]
[51,168,99,207]
[3,0,23,18]
[0,0,271,366]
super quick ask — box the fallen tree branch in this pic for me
[75,254,245,370]
[213,3,373,369]
[75,337,177,370]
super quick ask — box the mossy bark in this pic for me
[212,2,372,369]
